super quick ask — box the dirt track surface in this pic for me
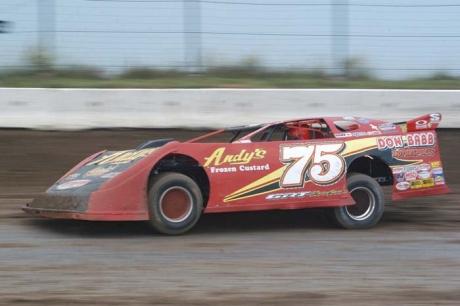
[1,129,459,305]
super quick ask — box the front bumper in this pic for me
[23,190,149,221]
[22,191,94,220]
[28,191,90,212]
[22,204,147,221]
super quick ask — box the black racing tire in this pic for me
[147,172,203,235]
[330,173,385,229]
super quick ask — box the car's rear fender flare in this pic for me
[346,154,393,186]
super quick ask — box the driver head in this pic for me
[287,126,311,140]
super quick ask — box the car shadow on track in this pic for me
[194,209,336,234]
[23,208,339,238]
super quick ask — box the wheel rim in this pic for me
[159,187,193,223]
[345,186,376,221]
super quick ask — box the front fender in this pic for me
[85,141,182,218]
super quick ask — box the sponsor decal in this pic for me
[392,167,404,174]
[266,192,310,200]
[210,166,237,173]
[239,164,270,171]
[101,172,122,179]
[378,123,396,131]
[209,163,270,174]
[370,124,380,131]
[434,174,445,185]
[419,163,430,171]
[406,132,436,147]
[418,171,431,179]
[410,180,423,189]
[367,131,382,136]
[56,180,91,190]
[65,173,81,180]
[432,167,443,175]
[410,178,434,189]
[400,124,407,133]
[396,173,405,182]
[396,181,410,191]
[422,178,435,188]
[309,190,347,197]
[88,148,157,165]
[343,116,355,121]
[235,139,251,143]
[357,118,370,124]
[265,189,347,200]
[404,165,418,172]
[415,120,431,130]
[204,148,266,167]
[352,132,367,137]
[392,148,435,158]
[405,171,418,181]
[374,177,388,183]
[430,161,441,168]
[335,133,352,138]
[84,165,118,178]
[430,113,441,123]
[377,136,404,150]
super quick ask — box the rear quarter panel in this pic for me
[381,131,451,200]
[346,131,451,200]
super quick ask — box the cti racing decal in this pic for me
[279,143,346,188]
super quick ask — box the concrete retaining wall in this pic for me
[0,88,459,130]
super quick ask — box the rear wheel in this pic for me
[147,172,203,235]
[330,173,385,229]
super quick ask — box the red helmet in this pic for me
[287,126,311,140]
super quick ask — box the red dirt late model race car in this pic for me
[23,113,451,235]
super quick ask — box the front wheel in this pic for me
[330,173,385,229]
[147,172,203,235]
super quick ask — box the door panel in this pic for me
[185,139,350,212]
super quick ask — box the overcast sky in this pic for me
[1,0,459,79]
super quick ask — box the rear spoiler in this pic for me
[394,113,441,133]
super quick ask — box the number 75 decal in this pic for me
[280,143,346,188]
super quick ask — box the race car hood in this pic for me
[54,137,176,189]
[57,147,159,187]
